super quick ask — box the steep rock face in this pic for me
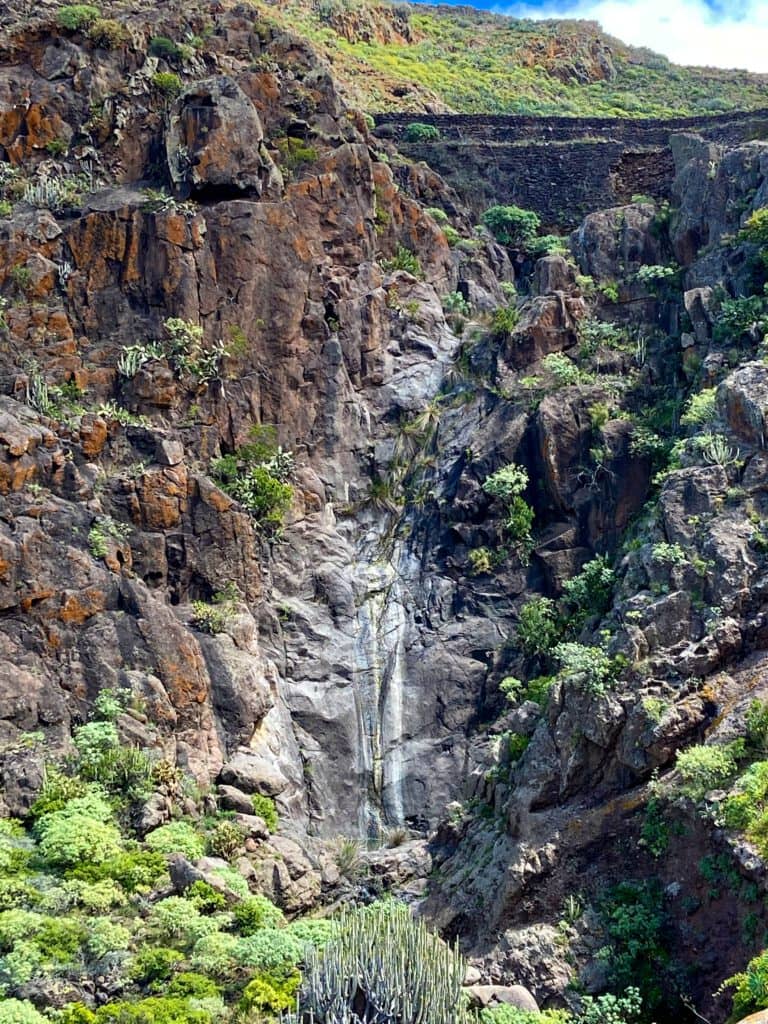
[3,5,768,1022]
[0,3,513,843]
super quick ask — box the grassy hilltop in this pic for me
[253,0,768,116]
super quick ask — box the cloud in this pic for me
[496,0,768,72]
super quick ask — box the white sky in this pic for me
[499,0,768,73]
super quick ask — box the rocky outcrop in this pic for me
[165,77,283,199]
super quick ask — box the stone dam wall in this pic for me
[375,109,768,228]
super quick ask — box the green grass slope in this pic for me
[254,0,768,117]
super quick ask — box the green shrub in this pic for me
[166,973,221,999]
[0,879,39,911]
[37,916,87,963]
[676,743,738,798]
[504,496,534,544]
[57,1005,97,1024]
[0,827,32,877]
[96,745,154,802]
[562,555,615,628]
[481,205,540,248]
[578,317,625,355]
[286,917,338,947]
[714,293,768,342]
[491,304,519,336]
[598,881,668,1008]
[148,897,225,946]
[740,208,768,244]
[73,720,119,776]
[403,122,440,143]
[528,234,568,258]
[516,597,561,657]
[250,794,278,831]
[149,36,185,60]
[554,642,616,696]
[482,464,534,547]
[382,245,423,277]
[1,939,45,986]
[241,970,301,1014]
[0,910,43,951]
[86,919,131,959]
[442,291,470,323]
[577,988,643,1024]
[507,733,529,761]
[31,770,87,815]
[95,998,211,1024]
[542,352,584,387]
[211,457,292,531]
[187,881,228,914]
[0,1000,48,1024]
[680,387,718,429]
[72,849,167,892]
[747,699,768,752]
[59,878,127,912]
[129,946,185,986]
[721,948,768,1019]
[144,822,205,861]
[189,931,238,976]
[523,675,555,706]
[651,542,687,566]
[152,73,183,98]
[478,1009,539,1024]
[499,676,523,702]
[206,820,245,860]
[89,516,131,558]
[467,546,499,575]
[275,137,318,172]
[233,895,285,936]
[87,17,129,48]
[235,928,304,972]
[35,793,123,868]
[483,464,528,504]
[56,5,100,30]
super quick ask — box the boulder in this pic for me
[533,255,575,296]
[721,362,768,446]
[464,986,539,1012]
[168,853,245,906]
[166,76,282,198]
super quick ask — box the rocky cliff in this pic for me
[2,3,768,1023]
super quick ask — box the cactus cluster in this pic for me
[299,901,468,1024]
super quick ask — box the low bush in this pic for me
[516,597,561,657]
[149,36,185,60]
[233,895,285,936]
[676,743,740,798]
[481,204,540,248]
[403,122,440,143]
[0,1000,48,1024]
[382,245,423,277]
[235,928,304,972]
[250,793,278,831]
[721,948,768,1019]
[87,18,129,48]
[56,5,100,31]
[144,822,205,861]
[152,73,183,98]
[562,555,615,628]
[554,642,616,696]
[240,969,300,1015]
